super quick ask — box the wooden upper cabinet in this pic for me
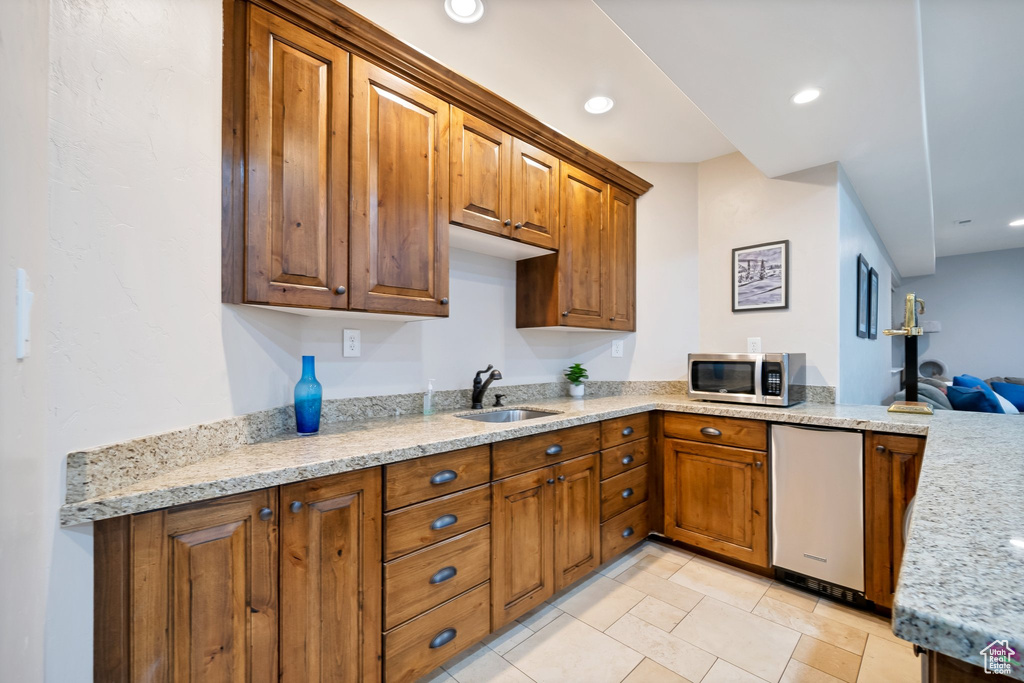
[510,138,559,249]
[559,164,607,327]
[245,7,349,309]
[663,438,770,568]
[553,453,600,590]
[603,187,636,331]
[279,469,382,682]
[95,490,279,682]
[350,57,450,316]
[450,108,512,237]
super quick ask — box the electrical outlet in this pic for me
[611,339,624,357]
[343,329,361,358]
[747,337,762,353]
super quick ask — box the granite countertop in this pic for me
[59,393,1024,677]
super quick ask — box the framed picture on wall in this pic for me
[732,240,789,312]
[868,267,879,339]
[856,254,869,338]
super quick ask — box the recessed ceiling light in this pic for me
[444,0,484,23]
[1010,218,1024,227]
[791,88,821,105]
[584,96,614,114]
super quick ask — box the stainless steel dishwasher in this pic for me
[771,424,866,604]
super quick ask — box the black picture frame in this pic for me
[856,254,869,338]
[732,240,790,312]
[868,267,879,339]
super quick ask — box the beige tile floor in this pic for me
[420,540,920,683]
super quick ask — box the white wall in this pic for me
[697,152,839,387]
[837,166,901,405]
[34,3,702,678]
[0,0,51,680]
[898,247,1024,380]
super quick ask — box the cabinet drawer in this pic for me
[601,501,649,563]
[601,414,650,449]
[663,413,767,451]
[384,583,491,683]
[384,485,490,561]
[385,445,491,511]
[600,465,648,522]
[384,526,490,630]
[492,423,600,479]
[600,439,649,480]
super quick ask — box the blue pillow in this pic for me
[993,382,1024,411]
[953,375,1006,414]
[947,385,1005,413]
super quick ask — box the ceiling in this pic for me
[339,0,734,163]
[340,0,1024,276]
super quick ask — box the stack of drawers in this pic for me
[599,414,651,562]
[381,445,493,683]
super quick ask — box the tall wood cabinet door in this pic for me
[450,107,512,237]
[510,138,559,249]
[246,7,349,309]
[350,57,450,316]
[864,433,925,608]
[130,490,278,683]
[559,164,606,327]
[279,468,382,683]
[491,468,555,629]
[553,453,601,590]
[663,439,769,568]
[602,187,636,331]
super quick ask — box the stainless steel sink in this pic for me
[456,409,561,423]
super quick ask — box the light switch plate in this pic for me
[747,337,762,353]
[343,329,360,357]
[611,340,624,357]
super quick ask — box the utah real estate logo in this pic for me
[980,640,1017,676]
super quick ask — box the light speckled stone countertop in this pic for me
[59,394,1024,676]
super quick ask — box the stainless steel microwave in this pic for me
[687,353,806,406]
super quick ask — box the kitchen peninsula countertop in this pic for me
[60,394,1024,677]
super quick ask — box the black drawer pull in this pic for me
[700,427,722,437]
[429,566,458,585]
[546,444,563,456]
[621,454,634,465]
[622,526,635,538]
[621,488,634,499]
[622,426,634,437]
[429,628,457,649]
[430,514,458,531]
[430,469,458,485]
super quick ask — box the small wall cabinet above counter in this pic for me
[221,0,649,329]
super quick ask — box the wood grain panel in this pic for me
[600,464,649,522]
[451,107,511,236]
[601,413,650,449]
[350,57,449,316]
[246,7,348,309]
[662,413,768,451]
[384,445,490,511]
[554,453,600,589]
[510,138,559,249]
[559,164,606,327]
[95,516,131,682]
[491,422,600,480]
[491,468,554,629]
[601,501,650,563]
[279,468,382,682]
[663,439,769,568]
[603,187,636,330]
[384,526,490,630]
[384,485,490,561]
[383,584,491,683]
[600,439,650,481]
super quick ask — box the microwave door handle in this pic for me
[754,355,764,403]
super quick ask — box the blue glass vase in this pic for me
[294,355,322,435]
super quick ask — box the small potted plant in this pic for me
[564,362,589,398]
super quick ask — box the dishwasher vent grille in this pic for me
[775,569,869,609]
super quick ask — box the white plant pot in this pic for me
[568,382,585,398]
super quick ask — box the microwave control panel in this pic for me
[763,362,783,397]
